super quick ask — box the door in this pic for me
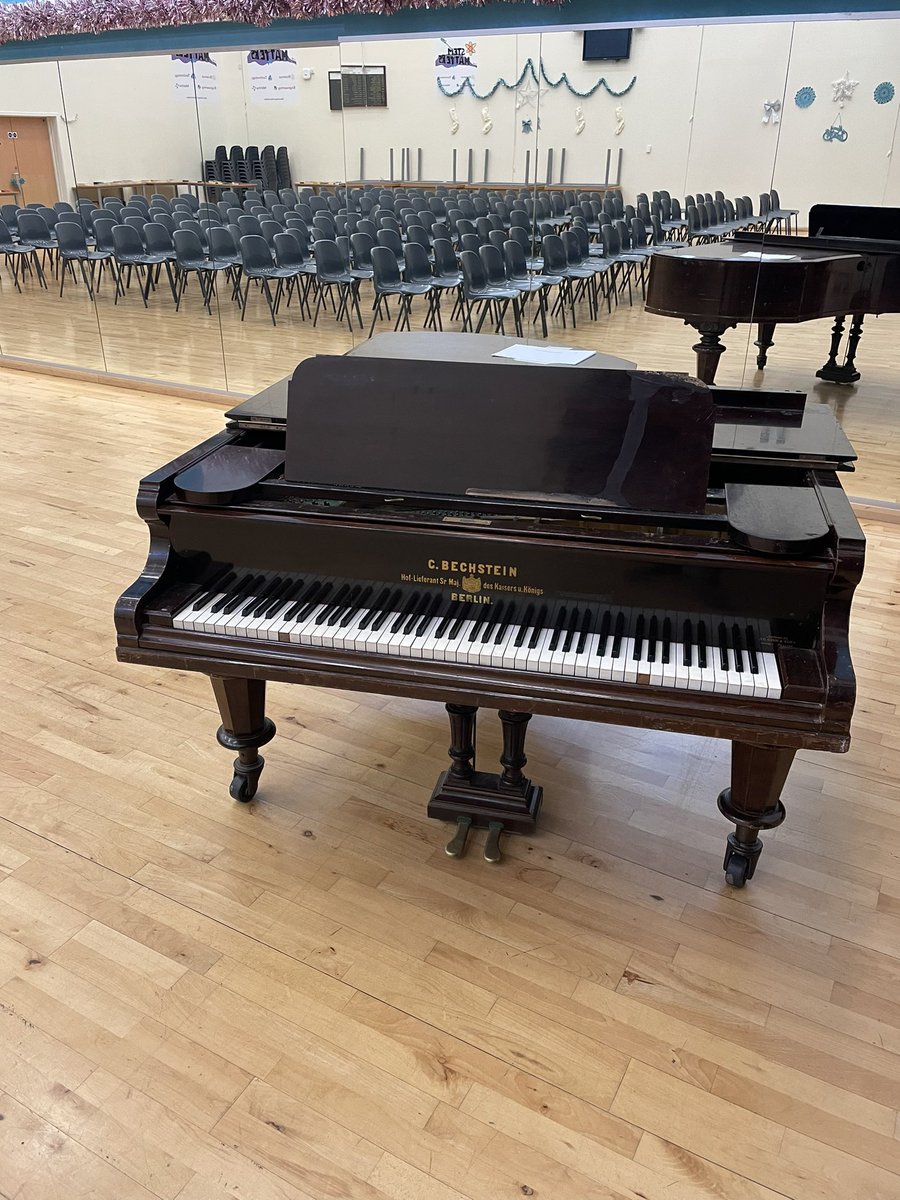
[0,116,59,207]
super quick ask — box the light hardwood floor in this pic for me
[1,364,900,1200]
[1,257,898,503]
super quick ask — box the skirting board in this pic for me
[0,353,249,407]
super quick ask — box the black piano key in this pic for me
[357,586,392,630]
[341,584,373,626]
[263,577,302,619]
[222,574,265,615]
[575,607,593,654]
[562,607,580,653]
[249,576,286,618]
[191,568,235,610]
[466,603,491,641]
[403,591,432,635]
[647,615,658,664]
[328,583,363,626]
[513,603,535,648]
[298,580,333,622]
[682,618,692,667]
[745,624,760,674]
[527,605,549,650]
[493,600,518,644]
[370,588,402,632]
[391,591,420,633]
[480,599,506,643]
[547,607,566,652]
[317,582,351,625]
[283,579,324,623]
[632,614,645,661]
[697,620,708,669]
[447,604,471,640]
[435,600,463,638]
[596,609,611,656]
[661,617,672,664]
[208,573,253,614]
[718,622,729,671]
[731,623,744,673]
[415,593,444,636]
[611,612,625,658]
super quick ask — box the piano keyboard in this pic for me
[172,570,782,699]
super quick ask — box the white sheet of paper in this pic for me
[492,344,596,365]
[734,251,800,262]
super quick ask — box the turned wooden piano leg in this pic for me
[717,742,793,886]
[689,321,733,384]
[816,313,862,384]
[443,703,478,857]
[754,321,776,370]
[210,676,276,803]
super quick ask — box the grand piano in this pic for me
[645,202,900,384]
[115,333,865,887]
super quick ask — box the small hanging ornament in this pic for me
[448,106,459,136]
[574,105,585,135]
[831,70,859,107]
[762,98,781,124]
[614,105,625,136]
[823,113,849,142]
[795,86,816,108]
[874,81,895,105]
[481,106,492,135]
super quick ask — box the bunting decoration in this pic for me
[437,57,636,100]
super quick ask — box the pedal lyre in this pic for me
[445,816,472,858]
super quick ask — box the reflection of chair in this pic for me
[376,228,405,271]
[110,223,161,306]
[312,238,360,332]
[369,244,427,337]
[459,248,520,335]
[502,238,557,338]
[172,229,219,313]
[238,233,295,326]
[0,216,44,291]
[401,242,438,329]
[272,231,314,318]
[56,220,110,299]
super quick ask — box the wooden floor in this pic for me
[2,361,900,1198]
[1,259,899,503]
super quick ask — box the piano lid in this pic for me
[808,202,900,242]
[284,356,715,514]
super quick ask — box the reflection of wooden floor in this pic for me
[0,265,898,502]
[3,368,900,1198]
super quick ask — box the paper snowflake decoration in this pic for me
[516,76,547,111]
[875,81,895,105]
[831,70,859,106]
[794,86,815,109]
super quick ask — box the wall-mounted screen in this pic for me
[582,29,632,61]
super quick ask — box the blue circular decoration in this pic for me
[875,81,895,104]
[795,86,816,109]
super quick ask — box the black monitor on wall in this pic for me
[582,29,632,61]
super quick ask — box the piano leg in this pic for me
[211,676,277,803]
[689,321,735,384]
[428,704,543,861]
[816,313,862,384]
[717,742,792,886]
[754,322,776,370]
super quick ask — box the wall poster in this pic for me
[434,38,478,90]
[171,52,218,102]
[246,48,299,105]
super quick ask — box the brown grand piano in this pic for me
[645,203,900,384]
[115,333,864,887]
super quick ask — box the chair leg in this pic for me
[368,293,384,338]
[240,275,252,320]
[261,278,277,326]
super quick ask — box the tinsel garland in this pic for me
[437,57,636,100]
[0,0,565,47]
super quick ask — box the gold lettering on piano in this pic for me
[451,592,491,604]
[427,559,517,577]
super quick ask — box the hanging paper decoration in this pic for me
[438,57,636,101]
[448,106,459,136]
[823,114,849,142]
[516,75,547,111]
[762,99,781,124]
[574,105,585,135]
[831,71,859,106]
[795,86,816,108]
[874,81,895,104]
[481,106,493,135]
[614,106,625,136]
[521,119,532,134]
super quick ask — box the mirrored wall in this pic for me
[0,17,898,501]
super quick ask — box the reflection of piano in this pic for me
[645,203,900,384]
[115,334,864,886]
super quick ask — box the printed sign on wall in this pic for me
[246,48,299,105]
[434,38,478,89]
[171,52,218,103]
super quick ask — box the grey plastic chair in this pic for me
[56,220,110,299]
[459,248,520,335]
[312,237,360,332]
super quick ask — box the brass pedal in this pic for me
[445,816,472,858]
[483,821,504,864]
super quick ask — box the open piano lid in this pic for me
[284,356,715,515]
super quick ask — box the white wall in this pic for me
[0,19,899,218]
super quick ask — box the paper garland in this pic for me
[437,57,636,101]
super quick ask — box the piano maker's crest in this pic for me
[462,575,483,594]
